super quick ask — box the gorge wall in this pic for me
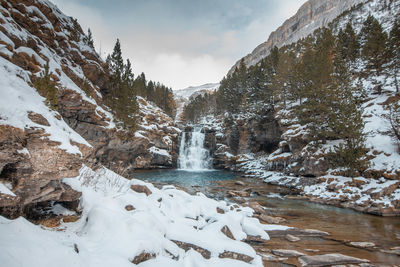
[228,0,364,75]
[0,0,179,217]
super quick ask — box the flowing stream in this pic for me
[131,126,400,265]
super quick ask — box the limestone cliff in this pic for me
[228,0,364,75]
[0,0,179,217]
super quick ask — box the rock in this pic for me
[285,234,300,242]
[380,247,400,255]
[272,249,306,257]
[304,249,320,253]
[125,205,135,211]
[172,240,211,259]
[298,253,369,266]
[261,253,288,262]
[132,251,156,264]
[349,242,375,248]
[248,201,267,215]
[259,214,286,224]
[221,225,235,240]
[235,181,245,186]
[0,125,82,218]
[370,182,400,199]
[28,112,50,126]
[130,185,152,196]
[219,251,253,263]
[267,228,329,238]
[228,0,362,74]
[216,207,225,214]
[227,190,250,197]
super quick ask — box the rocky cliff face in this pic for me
[0,0,179,217]
[229,0,364,75]
[199,111,282,171]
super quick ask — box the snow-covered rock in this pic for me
[0,165,272,267]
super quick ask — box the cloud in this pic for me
[50,0,307,89]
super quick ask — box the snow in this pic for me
[17,148,30,157]
[0,57,90,155]
[0,166,273,267]
[174,83,220,100]
[0,182,15,196]
[362,94,400,173]
[149,146,171,158]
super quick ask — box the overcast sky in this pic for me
[51,0,307,90]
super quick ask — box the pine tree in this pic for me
[388,102,400,147]
[33,61,58,110]
[337,22,360,62]
[273,50,296,109]
[326,47,368,176]
[110,39,124,79]
[297,28,336,142]
[361,17,388,94]
[389,19,400,93]
[86,28,94,48]
[106,39,138,132]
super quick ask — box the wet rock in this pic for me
[132,251,156,264]
[227,190,250,197]
[130,185,152,196]
[298,253,369,266]
[248,201,267,215]
[304,249,320,253]
[267,228,329,238]
[235,181,245,186]
[272,249,306,257]
[261,253,288,262]
[258,214,286,224]
[380,247,400,256]
[285,234,300,242]
[349,242,375,248]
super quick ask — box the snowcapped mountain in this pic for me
[174,83,219,122]
[174,83,220,100]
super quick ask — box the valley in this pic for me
[0,0,399,266]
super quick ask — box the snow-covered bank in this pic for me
[0,165,283,267]
[234,154,400,216]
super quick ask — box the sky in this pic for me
[51,0,307,90]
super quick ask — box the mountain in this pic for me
[174,83,220,100]
[174,83,219,121]
[228,0,364,75]
[0,0,180,214]
[184,0,400,215]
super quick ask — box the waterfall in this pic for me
[178,126,212,171]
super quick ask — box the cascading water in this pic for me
[178,126,212,171]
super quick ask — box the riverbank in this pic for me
[135,170,400,266]
[222,153,400,217]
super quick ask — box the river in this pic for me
[132,169,400,265]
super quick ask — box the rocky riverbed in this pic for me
[150,177,400,266]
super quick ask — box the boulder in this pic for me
[130,185,152,196]
[272,249,306,257]
[285,234,301,242]
[259,214,286,224]
[298,253,369,266]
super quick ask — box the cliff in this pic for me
[228,0,364,75]
[0,0,179,217]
